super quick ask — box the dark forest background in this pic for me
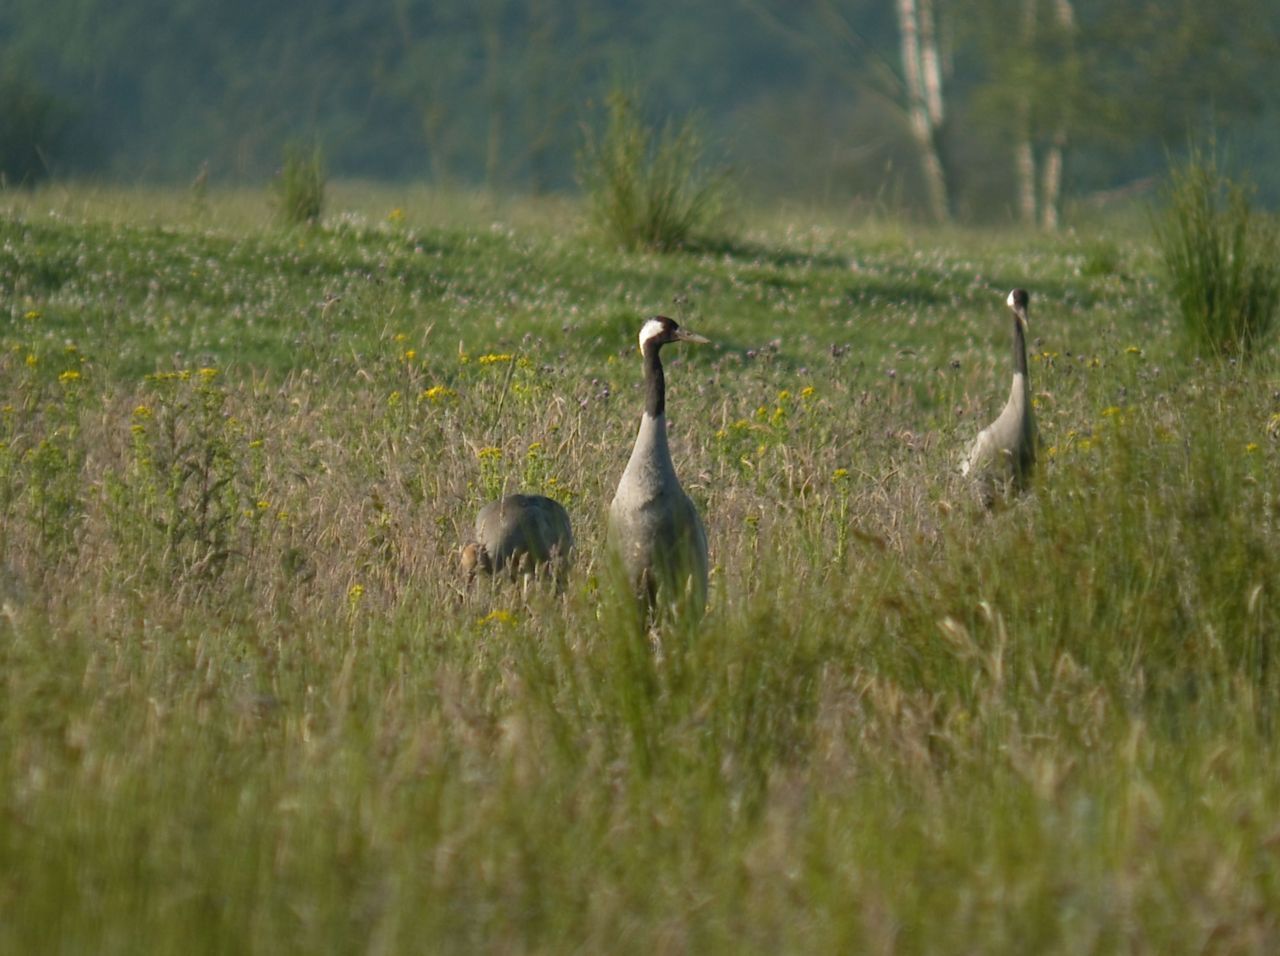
[3,0,1278,221]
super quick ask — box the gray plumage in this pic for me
[962,288,1036,507]
[608,316,710,618]
[461,493,574,588]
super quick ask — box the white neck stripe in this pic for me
[639,318,667,351]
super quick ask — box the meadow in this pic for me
[2,184,1279,953]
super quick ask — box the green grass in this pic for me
[1155,149,1280,359]
[578,88,727,252]
[273,143,327,227]
[3,185,1280,952]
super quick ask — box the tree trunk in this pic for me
[1014,0,1038,226]
[1039,0,1075,231]
[918,0,944,128]
[1039,132,1064,230]
[1015,136,1037,225]
[896,0,949,222]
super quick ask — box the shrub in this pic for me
[273,142,326,226]
[1154,148,1280,359]
[577,88,727,252]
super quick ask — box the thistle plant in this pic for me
[106,368,242,587]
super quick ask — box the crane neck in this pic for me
[1012,316,1029,380]
[642,341,666,417]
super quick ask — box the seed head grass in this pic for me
[1,185,1279,951]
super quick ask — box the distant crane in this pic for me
[962,288,1037,507]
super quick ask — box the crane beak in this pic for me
[1014,306,1029,330]
[674,327,710,345]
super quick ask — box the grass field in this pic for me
[3,184,1280,953]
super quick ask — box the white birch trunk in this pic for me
[896,0,949,222]
[1039,0,1076,230]
[1015,136,1038,225]
[1014,0,1038,226]
[918,0,945,128]
[1040,133,1064,231]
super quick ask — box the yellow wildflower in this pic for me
[25,354,37,368]
[388,208,405,223]
[133,405,153,419]
[403,349,417,361]
[421,385,455,403]
[478,353,514,366]
[387,390,402,407]
[1125,346,1142,356]
[801,386,815,399]
[777,389,791,402]
[198,367,219,381]
[481,609,516,626]
[24,310,41,321]
[477,446,502,461]
[1246,442,1260,454]
[348,583,365,608]
[832,467,850,481]
[58,369,81,384]
[393,332,408,343]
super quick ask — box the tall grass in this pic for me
[1154,148,1280,359]
[578,88,726,252]
[273,142,326,226]
[2,188,1280,950]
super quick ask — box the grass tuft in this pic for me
[272,142,326,226]
[577,88,727,252]
[1154,146,1280,359]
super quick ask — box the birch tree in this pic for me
[1010,0,1074,229]
[741,0,954,221]
[1037,0,1074,230]
[895,0,950,221]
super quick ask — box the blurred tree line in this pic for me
[2,0,1277,221]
